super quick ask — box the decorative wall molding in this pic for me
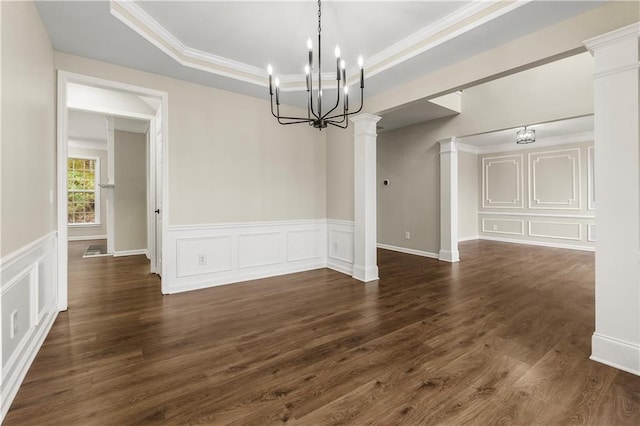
[67,235,107,242]
[478,211,594,219]
[481,218,524,235]
[588,224,596,242]
[1,232,58,421]
[591,333,640,376]
[588,146,596,211]
[164,220,328,294]
[528,148,581,210]
[327,219,355,276]
[528,221,582,241]
[377,243,439,260]
[478,235,594,252]
[482,154,523,208]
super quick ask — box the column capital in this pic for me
[438,137,459,154]
[349,113,382,125]
[584,22,640,53]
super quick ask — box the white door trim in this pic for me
[56,70,169,311]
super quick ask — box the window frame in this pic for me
[67,155,101,227]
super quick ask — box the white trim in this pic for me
[478,211,595,219]
[527,221,582,241]
[591,333,640,376]
[528,148,581,210]
[109,0,529,91]
[478,235,594,252]
[474,131,594,155]
[377,243,439,260]
[68,235,107,242]
[458,235,479,242]
[57,70,169,310]
[592,63,640,80]
[0,231,57,270]
[587,146,596,211]
[113,249,148,257]
[588,224,596,242]
[482,154,523,209]
[481,218,525,236]
[169,219,326,233]
[584,22,640,53]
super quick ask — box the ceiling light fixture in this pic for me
[267,0,364,130]
[516,126,535,144]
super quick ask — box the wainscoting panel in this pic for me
[588,224,596,242]
[528,221,582,241]
[1,232,58,421]
[165,220,328,294]
[482,154,523,208]
[327,220,355,275]
[529,148,581,210]
[481,218,524,235]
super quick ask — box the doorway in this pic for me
[56,71,169,311]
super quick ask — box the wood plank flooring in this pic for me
[5,239,640,424]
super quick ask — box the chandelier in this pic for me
[516,126,535,144]
[267,0,364,130]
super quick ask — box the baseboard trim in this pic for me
[1,308,58,421]
[113,249,148,257]
[478,235,595,252]
[591,333,640,376]
[327,258,353,276]
[165,261,327,294]
[68,235,107,241]
[377,243,439,259]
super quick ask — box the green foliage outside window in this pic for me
[68,158,97,224]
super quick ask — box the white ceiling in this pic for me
[36,1,604,109]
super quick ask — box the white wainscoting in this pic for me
[481,218,525,235]
[164,220,328,294]
[529,148,581,210]
[327,219,355,275]
[482,154,523,208]
[1,232,59,421]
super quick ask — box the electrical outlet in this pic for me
[10,310,18,339]
[405,232,410,240]
[198,254,207,266]
[492,225,498,231]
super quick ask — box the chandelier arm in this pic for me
[327,120,348,129]
[270,95,279,119]
[321,80,342,120]
[325,87,364,120]
[278,118,315,125]
[276,101,314,121]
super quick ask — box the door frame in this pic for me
[56,70,169,311]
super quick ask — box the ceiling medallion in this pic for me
[267,0,364,130]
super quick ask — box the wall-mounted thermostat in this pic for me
[383,179,390,186]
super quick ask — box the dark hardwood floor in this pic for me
[5,239,640,424]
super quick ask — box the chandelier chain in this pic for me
[318,0,321,35]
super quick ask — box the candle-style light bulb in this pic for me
[275,77,280,88]
[340,60,346,70]
[307,38,313,50]
[267,64,273,95]
[267,64,273,75]
[358,56,364,89]
[334,45,341,58]
[305,65,310,91]
[344,86,349,110]
[357,55,364,68]
[275,77,280,105]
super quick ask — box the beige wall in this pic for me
[114,130,147,252]
[458,150,478,239]
[478,141,594,248]
[377,119,443,254]
[67,147,108,240]
[326,126,353,221]
[55,53,327,226]
[1,1,55,256]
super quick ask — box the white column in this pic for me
[584,23,640,376]
[105,117,115,254]
[438,137,459,262]
[351,113,381,282]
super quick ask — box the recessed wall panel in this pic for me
[529,149,581,210]
[482,155,523,208]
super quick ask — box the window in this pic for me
[68,157,100,225]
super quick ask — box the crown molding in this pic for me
[110,0,530,92]
[584,22,640,53]
[474,131,594,155]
